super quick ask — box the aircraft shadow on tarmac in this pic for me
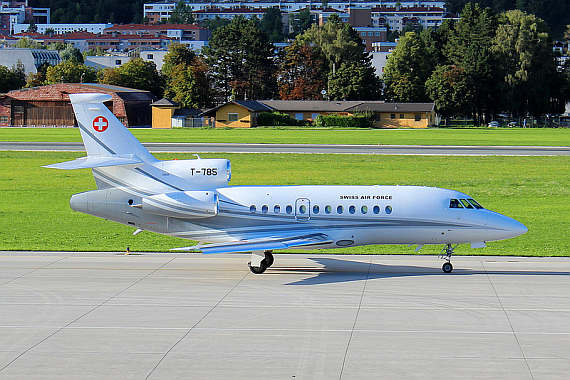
[270,257,569,286]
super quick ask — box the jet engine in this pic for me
[141,191,219,219]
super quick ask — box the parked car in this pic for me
[488,121,499,127]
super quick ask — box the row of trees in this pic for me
[4,5,570,121]
[383,4,568,122]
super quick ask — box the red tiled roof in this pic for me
[105,23,205,31]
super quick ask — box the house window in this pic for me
[400,114,404,119]
[415,114,421,121]
[115,59,121,65]
[147,54,154,59]
[295,113,303,120]
[0,116,8,123]
[228,113,238,122]
[390,114,395,119]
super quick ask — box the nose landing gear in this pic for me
[439,244,458,273]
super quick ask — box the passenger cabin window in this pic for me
[349,205,356,214]
[313,205,319,214]
[325,205,332,214]
[373,205,380,214]
[385,205,393,214]
[250,205,256,212]
[337,205,343,214]
[361,205,368,214]
[286,205,293,214]
[274,205,280,213]
[262,205,268,213]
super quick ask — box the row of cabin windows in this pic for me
[250,204,393,215]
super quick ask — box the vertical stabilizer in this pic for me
[69,93,156,163]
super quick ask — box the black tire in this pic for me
[264,251,274,268]
[442,262,453,273]
[249,261,267,274]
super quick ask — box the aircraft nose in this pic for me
[487,212,528,241]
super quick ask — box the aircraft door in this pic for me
[295,198,310,221]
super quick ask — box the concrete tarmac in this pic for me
[0,252,568,379]
[1,141,568,155]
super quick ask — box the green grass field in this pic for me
[1,127,569,146]
[1,151,568,256]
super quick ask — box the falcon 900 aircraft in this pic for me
[45,93,527,274]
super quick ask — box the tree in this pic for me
[290,8,314,37]
[199,16,230,31]
[493,10,564,117]
[382,31,435,102]
[260,7,285,43]
[277,42,327,100]
[203,17,276,102]
[14,37,44,49]
[98,58,164,96]
[169,1,195,24]
[162,43,212,108]
[0,65,26,92]
[296,14,380,100]
[328,61,381,100]
[442,3,501,124]
[44,61,97,84]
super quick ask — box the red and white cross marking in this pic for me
[93,116,108,132]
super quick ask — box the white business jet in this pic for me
[45,93,527,274]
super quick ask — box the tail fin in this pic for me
[44,93,157,170]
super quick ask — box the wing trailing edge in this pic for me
[173,233,333,254]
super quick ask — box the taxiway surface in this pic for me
[1,141,568,155]
[0,252,568,379]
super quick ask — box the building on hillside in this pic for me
[0,83,156,127]
[1,0,50,33]
[104,24,211,45]
[0,47,60,74]
[202,100,436,128]
[12,23,113,35]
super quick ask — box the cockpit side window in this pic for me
[460,199,474,209]
[468,199,484,209]
[449,199,463,208]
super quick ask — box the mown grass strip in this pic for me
[1,151,567,256]
[1,127,569,146]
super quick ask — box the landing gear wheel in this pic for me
[442,262,453,273]
[264,251,274,268]
[248,261,267,274]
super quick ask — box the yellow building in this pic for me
[151,98,179,129]
[202,100,436,128]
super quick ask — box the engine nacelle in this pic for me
[142,191,219,219]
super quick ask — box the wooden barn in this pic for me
[0,83,156,127]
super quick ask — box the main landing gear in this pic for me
[439,244,458,273]
[248,250,274,274]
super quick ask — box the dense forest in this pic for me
[29,1,570,38]
[30,0,147,24]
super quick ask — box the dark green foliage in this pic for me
[314,113,374,128]
[260,7,285,43]
[31,0,146,24]
[257,112,302,126]
[202,17,276,102]
[0,65,26,92]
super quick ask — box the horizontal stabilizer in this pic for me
[43,155,143,170]
[173,233,333,254]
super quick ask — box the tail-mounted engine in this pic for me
[142,191,219,219]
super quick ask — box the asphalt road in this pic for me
[1,141,569,155]
[1,252,568,379]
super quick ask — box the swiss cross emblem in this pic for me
[93,116,108,132]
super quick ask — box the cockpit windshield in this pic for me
[449,198,484,209]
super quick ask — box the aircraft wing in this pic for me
[173,233,333,254]
[43,155,143,170]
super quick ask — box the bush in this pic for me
[257,112,302,126]
[314,111,374,128]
